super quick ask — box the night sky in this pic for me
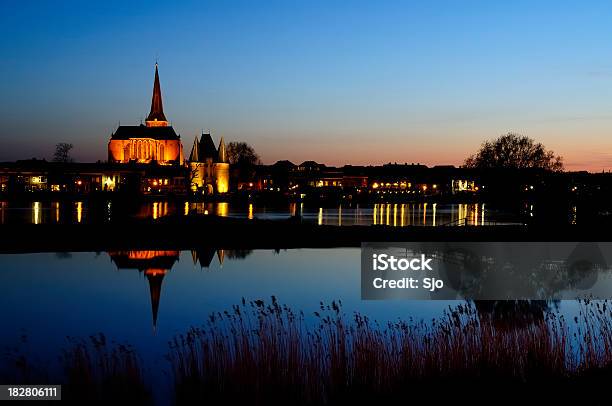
[2,0,612,171]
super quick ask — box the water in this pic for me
[0,200,513,226]
[0,248,450,345]
[0,248,457,401]
[0,248,590,402]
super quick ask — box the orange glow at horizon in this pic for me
[254,128,612,173]
[256,147,612,173]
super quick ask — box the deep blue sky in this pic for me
[2,1,612,170]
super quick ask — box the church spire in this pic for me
[145,63,168,127]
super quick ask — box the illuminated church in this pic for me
[108,64,184,165]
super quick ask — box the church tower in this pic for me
[145,64,168,127]
[108,64,184,165]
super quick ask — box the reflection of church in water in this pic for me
[108,249,227,331]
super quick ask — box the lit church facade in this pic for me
[105,64,229,194]
[108,64,184,165]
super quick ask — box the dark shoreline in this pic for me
[0,215,606,253]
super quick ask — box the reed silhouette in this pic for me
[1,333,153,404]
[61,334,152,404]
[5,300,612,404]
[168,298,612,405]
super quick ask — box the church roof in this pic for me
[110,125,180,140]
[146,64,167,123]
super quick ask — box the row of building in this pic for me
[2,64,596,200]
[0,64,482,198]
[243,161,480,196]
[0,158,481,197]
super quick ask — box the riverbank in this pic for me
[0,214,607,253]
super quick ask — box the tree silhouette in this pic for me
[226,142,260,166]
[465,133,563,171]
[53,143,74,163]
[227,142,260,183]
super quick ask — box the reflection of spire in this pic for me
[145,269,166,333]
[217,249,225,267]
[106,251,179,333]
[191,250,199,265]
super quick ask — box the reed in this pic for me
[168,298,612,404]
[5,300,612,404]
[1,333,153,404]
[61,333,153,404]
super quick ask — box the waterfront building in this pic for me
[108,64,184,165]
[0,160,187,195]
[188,133,229,194]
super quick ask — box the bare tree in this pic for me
[190,164,201,192]
[53,143,74,163]
[465,133,563,171]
